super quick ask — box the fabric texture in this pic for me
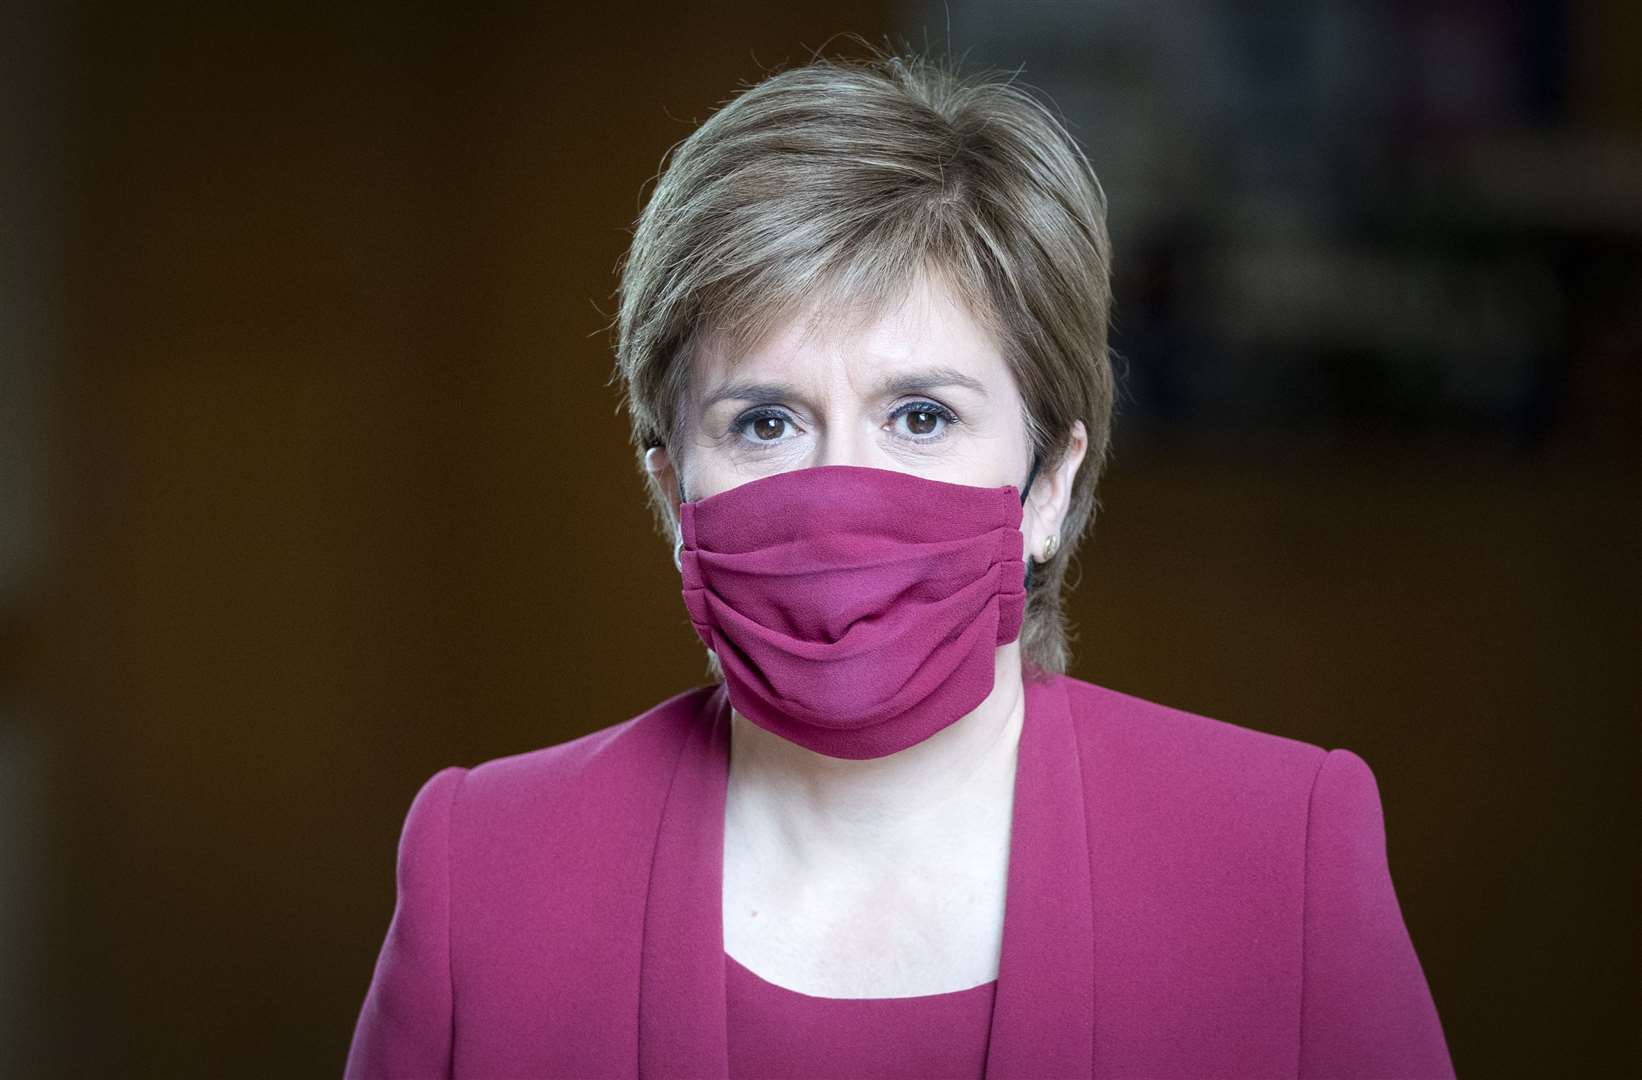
[725,951,996,1080]
[679,465,1027,759]
[344,673,1455,1079]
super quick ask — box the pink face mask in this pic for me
[676,461,1038,759]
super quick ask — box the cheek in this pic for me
[924,425,1033,490]
[679,437,788,501]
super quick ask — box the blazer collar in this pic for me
[638,675,1095,1079]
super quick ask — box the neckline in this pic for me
[637,672,1096,1078]
[719,675,1022,1010]
[724,949,998,1003]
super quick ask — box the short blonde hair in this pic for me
[613,43,1115,677]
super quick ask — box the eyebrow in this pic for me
[699,366,990,410]
[876,366,990,400]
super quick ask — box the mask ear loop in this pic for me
[672,453,687,572]
[1021,451,1043,592]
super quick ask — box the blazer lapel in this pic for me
[638,683,732,1079]
[984,673,1097,1078]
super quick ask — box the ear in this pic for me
[644,445,682,515]
[1022,421,1088,562]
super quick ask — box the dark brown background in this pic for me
[4,2,1637,1076]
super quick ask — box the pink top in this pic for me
[725,951,997,1079]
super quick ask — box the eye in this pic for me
[889,401,959,442]
[731,407,799,446]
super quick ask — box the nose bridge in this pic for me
[811,362,877,469]
[816,429,874,468]
[813,403,876,469]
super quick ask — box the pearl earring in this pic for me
[1040,534,1058,561]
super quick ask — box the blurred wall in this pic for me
[42,5,903,1075]
[2,0,60,1070]
[15,1,1639,1076]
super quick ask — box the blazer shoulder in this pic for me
[449,682,720,826]
[1055,674,1335,814]
[1061,673,1325,764]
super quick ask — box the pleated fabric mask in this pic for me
[676,462,1037,759]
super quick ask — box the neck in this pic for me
[725,644,1027,865]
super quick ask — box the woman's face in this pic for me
[675,270,1036,503]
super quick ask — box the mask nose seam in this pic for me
[678,452,1038,504]
[674,451,1045,584]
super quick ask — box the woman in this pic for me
[346,47,1454,1079]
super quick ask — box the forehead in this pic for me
[692,269,1013,394]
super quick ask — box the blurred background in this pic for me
[3,0,1637,1075]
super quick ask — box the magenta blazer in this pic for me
[346,673,1454,1078]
